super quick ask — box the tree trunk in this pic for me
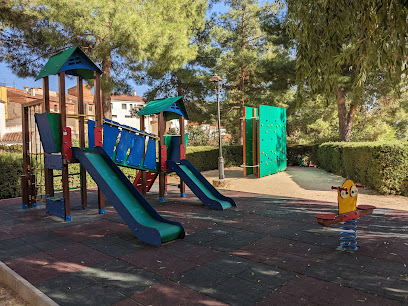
[336,86,358,142]
[238,74,245,145]
[101,55,112,119]
[237,6,247,146]
[177,75,182,96]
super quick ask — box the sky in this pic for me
[0,2,229,97]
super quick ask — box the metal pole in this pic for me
[216,81,225,180]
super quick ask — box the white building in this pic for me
[111,91,153,133]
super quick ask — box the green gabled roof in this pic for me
[35,46,102,80]
[138,96,189,120]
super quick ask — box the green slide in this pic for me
[167,159,236,210]
[73,147,184,246]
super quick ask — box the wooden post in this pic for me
[158,112,166,201]
[59,72,71,219]
[43,76,54,198]
[94,72,105,213]
[21,105,30,207]
[78,76,87,209]
[43,76,50,112]
[140,115,147,196]
[179,115,185,195]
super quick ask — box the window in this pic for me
[54,104,58,112]
[129,104,133,109]
[112,115,117,118]
[89,105,93,112]
[122,104,127,110]
[125,115,132,118]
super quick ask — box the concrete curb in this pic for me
[0,261,58,306]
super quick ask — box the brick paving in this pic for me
[0,185,407,305]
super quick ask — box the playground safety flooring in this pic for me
[0,185,407,305]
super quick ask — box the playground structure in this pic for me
[21,46,235,246]
[242,105,287,178]
[315,180,376,251]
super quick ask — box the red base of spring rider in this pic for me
[315,205,376,226]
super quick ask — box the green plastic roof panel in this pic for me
[36,46,102,80]
[138,96,189,120]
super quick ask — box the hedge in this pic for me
[313,142,408,195]
[0,144,23,153]
[0,153,23,199]
[2,143,406,198]
[0,145,243,199]
[286,144,317,166]
[186,145,243,172]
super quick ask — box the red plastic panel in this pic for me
[160,145,167,170]
[180,144,186,160]
[94,127,103,147]
[62,127,72,159]
[315,213,337,220]
[341,210,360,222]
[133,171,158,192]
[357,205,376,210]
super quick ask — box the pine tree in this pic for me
[211,0,294,144]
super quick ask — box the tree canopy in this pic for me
[1,0,207,117]
[287,0,408,93]
[1,0,407,145]
[286,0,408,141]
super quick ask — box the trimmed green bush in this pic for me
[0,144,23,153]
[0,153,23,199]
[186,145,243,172]
[286,144,317,166]
[314,142,408,195]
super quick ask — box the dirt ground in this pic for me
[169,166,408,211]
[0,283,29,306]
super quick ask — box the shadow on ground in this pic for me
[0,186,406,305]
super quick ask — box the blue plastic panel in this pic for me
[169,136,181,162]
[46,197,66,219]
[143,138,157,170]
[88,120,95,149]
[44,153,63,170]
[115,130,135,163]
[35,112,57,153]
[59,51,100,76]
[126,135,146,167]
[103,123,120,158]
[164,101,186,118]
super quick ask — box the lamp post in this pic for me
[210,74,225,180]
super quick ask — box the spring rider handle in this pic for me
[331,186,348,191]
[355,184,365,189]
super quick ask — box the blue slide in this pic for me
[167,159,236,210]
[73,146,184,246]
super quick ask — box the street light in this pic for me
[210,74,225,180]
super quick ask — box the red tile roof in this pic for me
[111,94,144,102]
[1,132,22,142]
[6,87,77,105]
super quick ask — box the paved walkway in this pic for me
[193,166,408,211]
[0,184,407,305]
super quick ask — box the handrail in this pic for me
[240,164,259,168]
[102,118,159,140]
[66,114,96,118]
